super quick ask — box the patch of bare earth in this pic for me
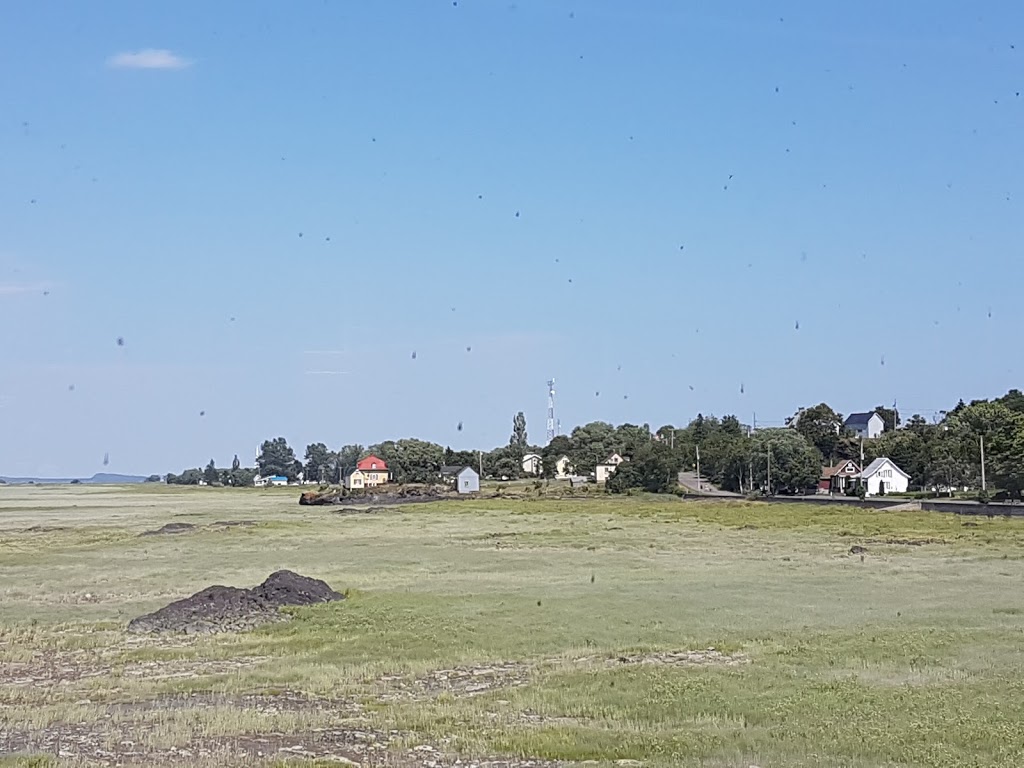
[1,647,742,766]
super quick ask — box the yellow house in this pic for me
[343,469,366,490]
[346,454,390,488]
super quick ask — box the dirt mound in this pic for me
[141,522,196,536]
[127,570,343,635]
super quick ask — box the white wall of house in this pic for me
[850,413,886,439]
[522,454,542,476]
[456,467,480,493]
[862,460,909,496]
[555,456,572,479]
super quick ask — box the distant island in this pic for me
[0,473,151,485]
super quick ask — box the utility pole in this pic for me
[478,450,483,480]
[980,434,986,492]
[766,442,772,496]
[695,444,701,493]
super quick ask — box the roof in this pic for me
[356,455,388,471]
[856,457,910,480]
[522,453,542,460]
[821,460,859,479]
[844,412,880,428]
[442,465,477,477]
[269,475,288,481]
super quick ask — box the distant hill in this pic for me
[0,473,150,485]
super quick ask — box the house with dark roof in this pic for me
[844,411,885,439]
[818,459,860,494]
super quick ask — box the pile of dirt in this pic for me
[141,522,196,536]
[127,570,343,635]
[302,483,453,508]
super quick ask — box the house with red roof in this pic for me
[343,454,390,490]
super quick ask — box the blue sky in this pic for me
[1,1,1022,477]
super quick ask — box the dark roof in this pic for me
[844,412,878,427]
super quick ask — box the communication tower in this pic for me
[546,379,557,442]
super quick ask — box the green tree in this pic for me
[231,454,241,471]
[606,442,682,494]
[997,388,1024,415]
[864,429,928,488]
[444,446,478,470]
[614,423,653,457]
[951,400,1024,497]
[203,460,218,486]
[874,405,901,433]
[567,421,617,475]
[179,468,203,485]
[258,437,298,481]
[230,467,257,487]
[368,439,445,483]
[479,445,518,479]
[510,412,528,451]
[541,435,573,479]
[303,442,332,484]
[334,444,365,481]
[751,429,820,494]
[790,403,844,461]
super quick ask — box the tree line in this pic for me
[164,390,1024,499]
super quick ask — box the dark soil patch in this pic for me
[127,570,344,635]
[849,545,868,555]
[870,537,947,547]
[141,522,196,536]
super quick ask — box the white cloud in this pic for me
[107,49,191,70]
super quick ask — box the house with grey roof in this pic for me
[844,411,885,439]
[441,465,479,494]
[855,457,910,496]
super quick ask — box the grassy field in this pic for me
[2,485,1024,767]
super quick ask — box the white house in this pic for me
[441,465,480,494]
[255,475,288,487]
[554,455,573,480]
[522,453,542,476]
[845,411,885,439]
[855,457,910,496]
[595,453,625,484]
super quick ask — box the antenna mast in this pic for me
[546,379,557,442]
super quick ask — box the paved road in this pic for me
[677,471,742,496]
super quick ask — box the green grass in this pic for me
[2,485,1024,766]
